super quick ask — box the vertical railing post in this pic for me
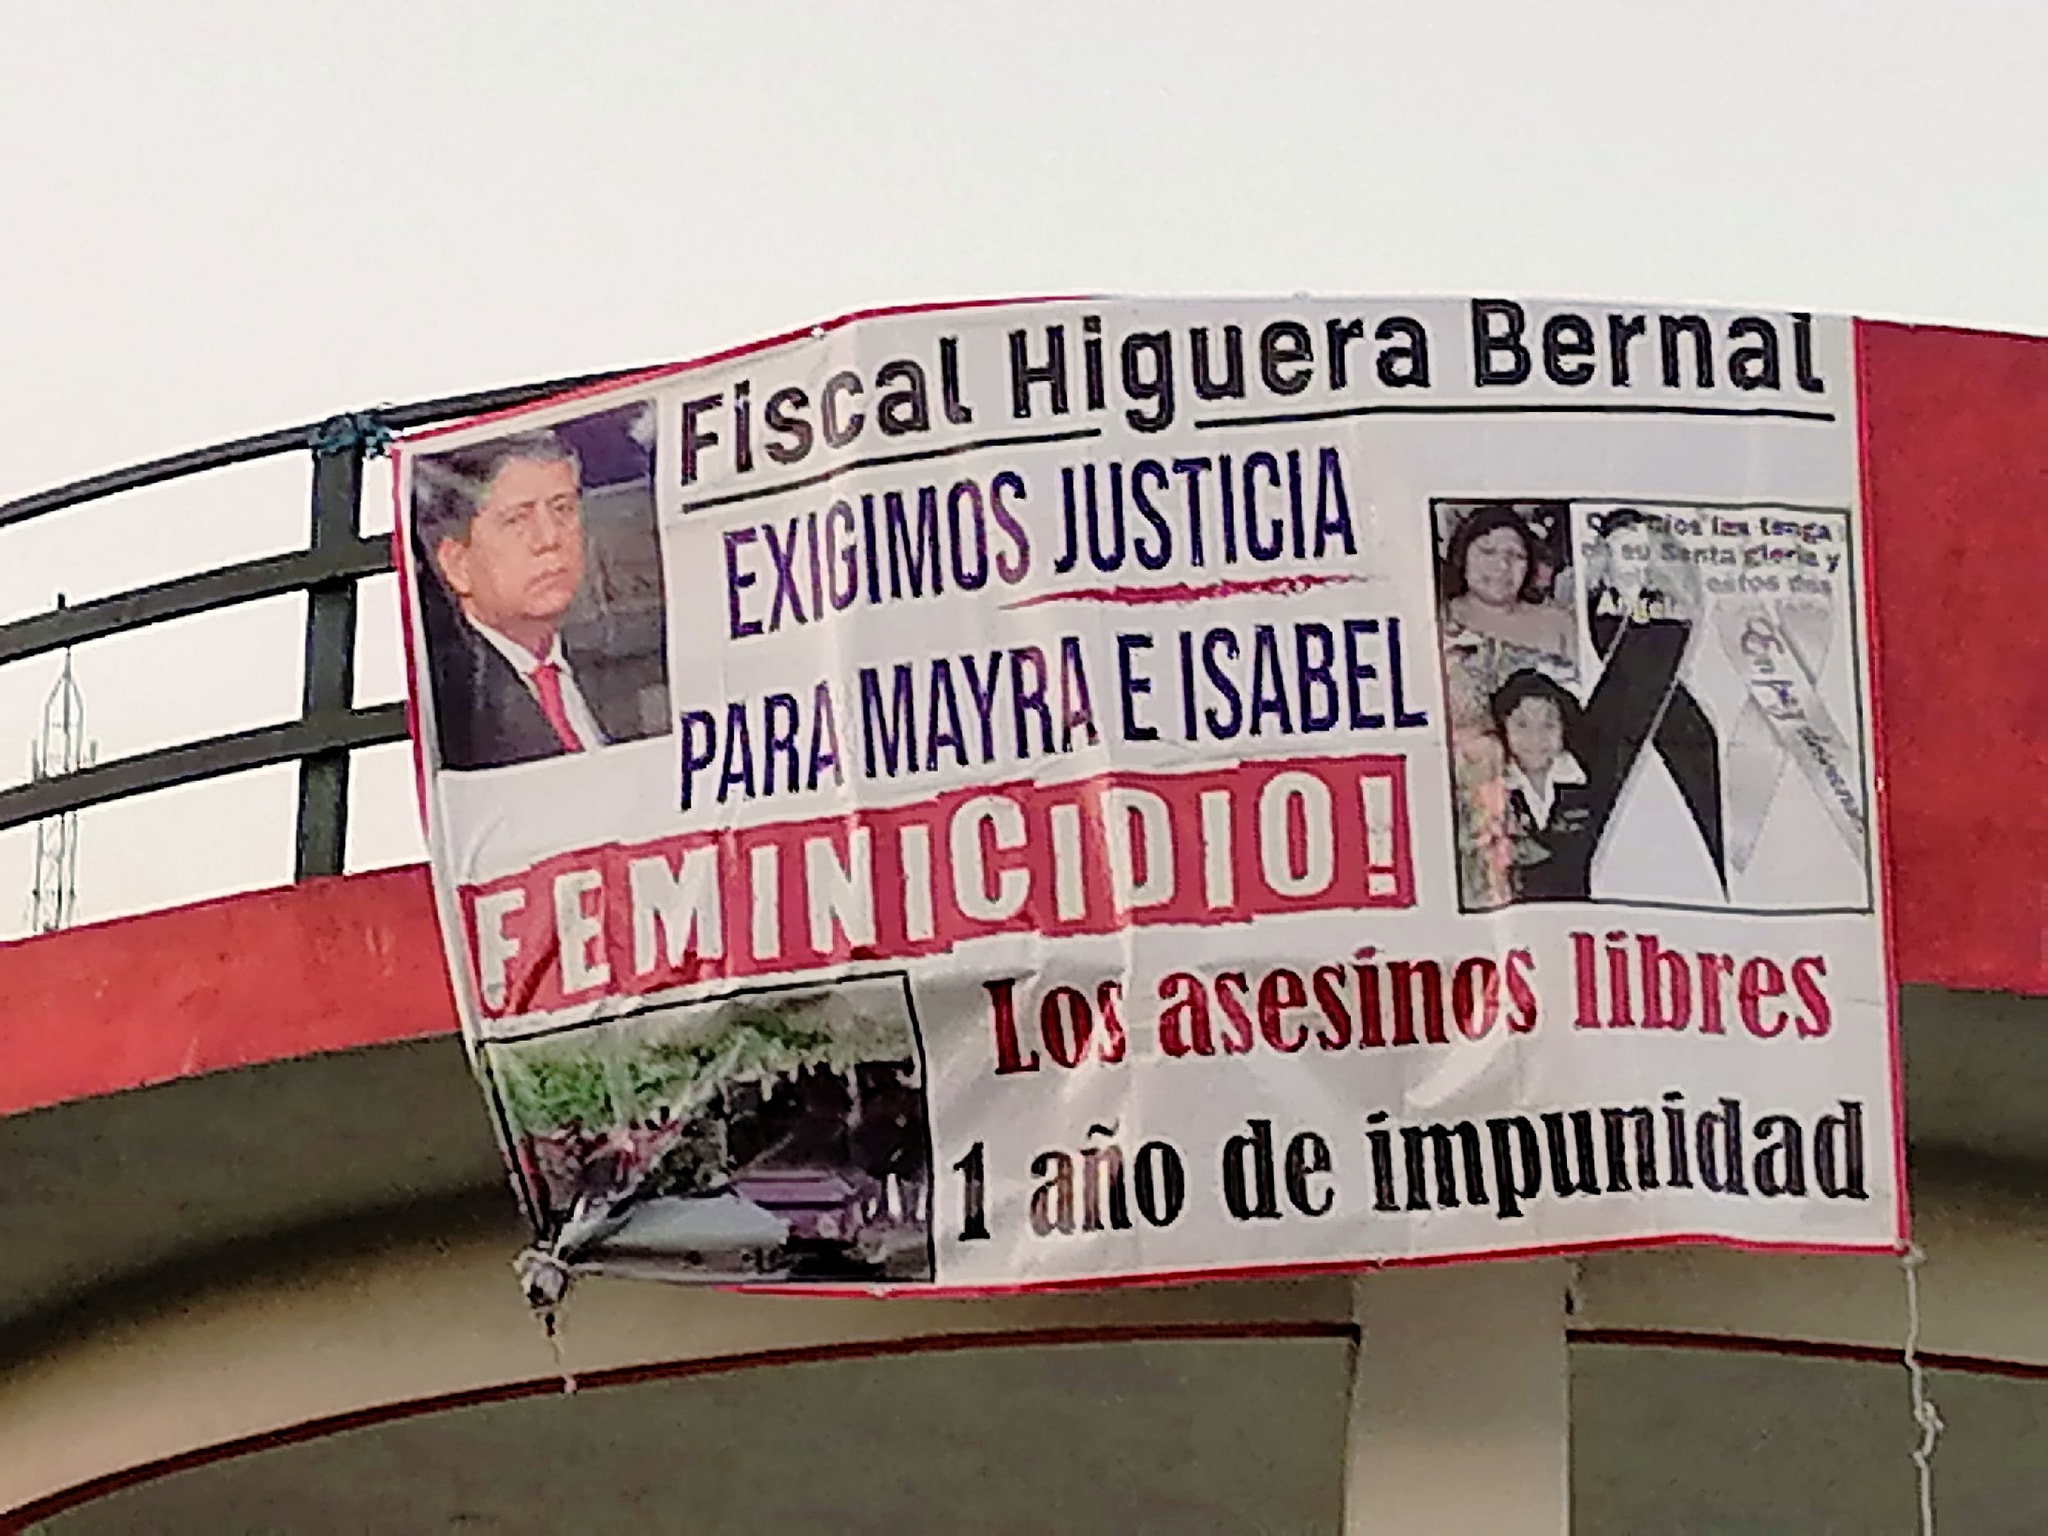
[294,419,366,879]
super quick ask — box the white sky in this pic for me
[0,0,2042,937]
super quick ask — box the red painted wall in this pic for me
[0,318,2039,1119]
[1861,321,2048,998]
[0,867,455,1116]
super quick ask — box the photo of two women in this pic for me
[1434,500,1723,913]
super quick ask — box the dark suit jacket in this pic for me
[1505,778,1599,902]
[429,622,655,772]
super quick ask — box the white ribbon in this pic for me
[1714,597,1866,871]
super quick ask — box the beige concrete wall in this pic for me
[3,1158,2037,1521]
[1577,1159,2048,1364]
[0,1203,1351,1515]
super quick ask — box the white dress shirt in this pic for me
[1503,750,1586,826]
[466,616,606,751]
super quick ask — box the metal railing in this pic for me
[0,368,640,879]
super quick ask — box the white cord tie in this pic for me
[1901,1243,1942,1536]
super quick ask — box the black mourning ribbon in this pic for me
[1579,598,1726,892]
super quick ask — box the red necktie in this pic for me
[530,663,585,753]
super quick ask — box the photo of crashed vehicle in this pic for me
[489,976,933,1284]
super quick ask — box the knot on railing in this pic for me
[307,411,394,460]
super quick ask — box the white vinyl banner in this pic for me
[397,296,1901,1292]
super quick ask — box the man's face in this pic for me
[1596,528,1652,608]
[436,456,586,640]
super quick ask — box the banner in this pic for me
[396,296,1901,1294]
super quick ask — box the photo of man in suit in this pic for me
[413,410,670,771]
